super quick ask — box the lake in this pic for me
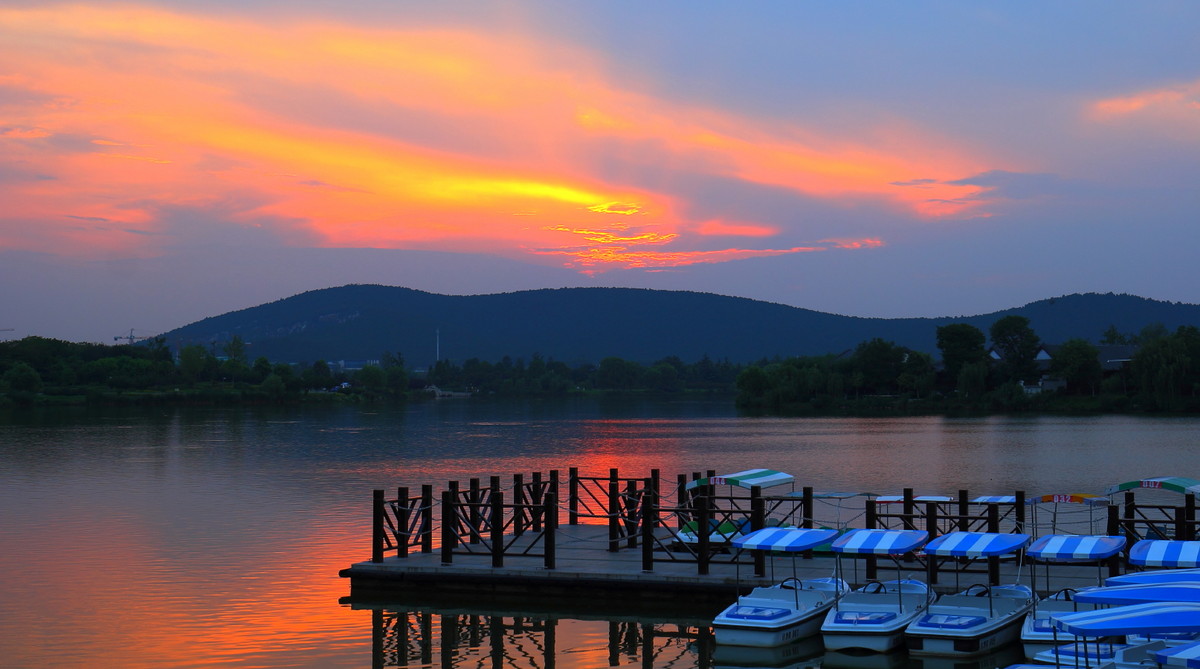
[1,398,1197,668]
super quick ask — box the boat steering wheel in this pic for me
[965,584,990,597]
[862,580,885,593]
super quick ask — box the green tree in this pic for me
[990,315,1041,384]
[852,338,906,394]
[1049,339,1102,394]
[937,323,987,386]
[355,364,386,394]
[3,361,43,395]
[957,360,989,399]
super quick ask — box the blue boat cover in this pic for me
[1027,534,1126,561]
[685,469,794,491]
[1130,540,1200,567]
[1073,582,1200,605]
[731,527,838,552]
[1155,640,1200,669]
[724,605,791,621]
[1107,567,1200,586]
[972,495,1018,504]
[922,531,1031,557]
[830,528,928,555]
[917,614,986,629]
[1053,602,1200,636]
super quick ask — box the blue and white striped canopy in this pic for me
[972,495,1018,504]
[1130,540,1200,567]
[1053,602,1200,636]
[922,531,1031,557]
[1027,534,1126,561]
[732,527,839,552]
[1107,567,1200,586]
[685,469,794,491]
[1155,640,1200,668]
[876,495,951,503]
[1073,582,1200,605]
[830,529,929,555]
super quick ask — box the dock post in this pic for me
[802,486,813,529]
[514,473,525,536]
[397,486,410,558]
[1124,491,1136,540]
[372,489,385,563]
[865,499,878,580]
[1186,494,1197,540]
[441,490,456,565]
[545,493,557,570]
[958,489,969,532]
[1107,504,1122,577]
[1015,490,1026,533]
[751,487,765,577]
[531,472,542,533]
[549,469,560,530]
[421,484,434,553]
[568,467,579,526]
[676,474,688,529]
[491,490,504,568]
[608,468,620,552]
[1177,505,1188,542]
[987,504,1000,585]
[469,479,482,544]
[698,500,711,575]
[903,488,915,530]
[642,482,656,572]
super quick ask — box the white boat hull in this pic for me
[905,584,1035,657]
[714,579,846,648]
[821,582,936,653]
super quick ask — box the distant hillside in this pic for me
[157,287,1200,365]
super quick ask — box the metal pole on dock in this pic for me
[441,490,456,565]
[608,468,620,552]
[372,489,385,563]
[545,492,557,570]
[642,483,656,572]
[397,486,409,558]
[751,487,765,577]
[568,467,579,526]
[491,491,504,568]
[421,484,434,553]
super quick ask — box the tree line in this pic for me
[3,315,1200,412]
[735,315,1200,414]
[0,335,741,405]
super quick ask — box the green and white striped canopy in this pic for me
[684,468,794,491]
[1104,477,1200,496]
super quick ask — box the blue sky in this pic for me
[1,2,1197,342]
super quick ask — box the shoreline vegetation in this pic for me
[2,317,1198,414]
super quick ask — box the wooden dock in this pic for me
[341,469,1196,609]
[342,524,1112,613]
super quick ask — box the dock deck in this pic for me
[342,525,1110,610]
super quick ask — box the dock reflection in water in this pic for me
[368,607,713,668]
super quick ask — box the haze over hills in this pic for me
[157,287,1200,367]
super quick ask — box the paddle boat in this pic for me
[904,531,1036,657]
[820,529,936,653]
[1038,602,1200,668]
[1107,566,1200,586]
[1155,639,1200,669]
[1072,580,1200,648]
[1020,534,1125,659]
[712,527,847,647]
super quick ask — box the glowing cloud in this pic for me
[0,4,1003,272]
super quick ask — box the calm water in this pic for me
[1,399,1198,668]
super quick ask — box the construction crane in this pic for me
[114,328,151,345]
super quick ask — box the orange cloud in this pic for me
[695,220,778,237]
[1089,80,1200,127]
[0,5,1001,272]
[822,237,885,250]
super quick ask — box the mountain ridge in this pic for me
[158,287,1200,365]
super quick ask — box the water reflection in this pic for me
[364,605,1030,669]
[368,607,712,668]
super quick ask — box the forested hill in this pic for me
[158,287,1200,365]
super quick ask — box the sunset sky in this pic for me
[2,2,1198,343]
